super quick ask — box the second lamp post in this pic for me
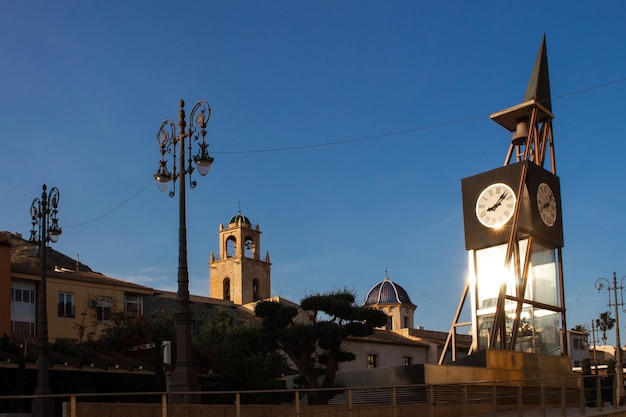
[30,184,62,417]
[154,99,214,403]
[595,273,625,404]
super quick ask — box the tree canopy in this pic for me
[195,307,286,399]
[595,311,615,345]
[255,289,387,404]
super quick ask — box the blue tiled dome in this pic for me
[364,275,414,306]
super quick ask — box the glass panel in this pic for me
[530,244,558,306]
[475,244,515,312]
[477,313,495,351]
[534,309,560,355]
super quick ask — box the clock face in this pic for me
[475,183,516,228]
[537,182,557,226]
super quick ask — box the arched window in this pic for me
[244,236,255,258]
[223,278,231,300]
[252,278,260,301]
[226,236,237,258]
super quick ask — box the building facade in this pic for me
[1,232,154,343]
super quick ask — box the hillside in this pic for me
[3,231,95,273]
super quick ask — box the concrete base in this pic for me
[336,349,577,389]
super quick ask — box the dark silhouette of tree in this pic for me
[571,324,589,337]
[596,311,615,345]
[196,307,286,399]
[98,310,174,391]
[255,289,387,405]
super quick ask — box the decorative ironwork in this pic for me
[155,99,213,197]
[29,184,61,417]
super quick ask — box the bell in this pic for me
[512,120,529,145]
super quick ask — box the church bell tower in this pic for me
[209,211,271,305]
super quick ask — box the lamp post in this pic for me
[29,185,62,417]
[591,321,599,375]
[154,99,214,403]
[595,273,625,404]
[582,323,599,375]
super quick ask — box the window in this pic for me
[404,316,410,328]
[125,294,143,315]
[226,237,237,258]
[572,337,586,351]
[386,316,393,330]
[96,297,112,321]
[252,279,260,301]
[244,236,255,258]
[367,354,377,369]
[223,278,231,300]
[58,292,74,318]
[403,356,412,366]
[11,287,35,304]
[11,321,34,335]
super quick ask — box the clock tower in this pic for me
[441,36,567,362]
[209,211,271,305]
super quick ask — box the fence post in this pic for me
[561,382,566,417]
[540,383,546,417]
[614,371,618,409]
[428,384,434,417]
[392,386,397,417]
[462,385,468,417]
[579,377,586,416]
[596,377,602,412]
[348,388,352,417]
[235,393,241,417]
[517,385,522,417]
[70,395,76,417]
[295,390,300,417]
[161,393,167,417]
[491,384,497,416]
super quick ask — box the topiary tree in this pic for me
[255,289,387,404]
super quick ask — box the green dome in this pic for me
[229,212,251,225]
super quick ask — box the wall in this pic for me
[0,233,11,336]
[339,340,427,372]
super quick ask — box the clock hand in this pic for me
[542,196,555,209]
[487,192,508,212]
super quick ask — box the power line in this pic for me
[64,180,153,229]
[63,76,626,228]
[214,77,626,155]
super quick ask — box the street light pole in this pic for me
[595,273,625,404]
[591,321,599,375]
[154,99,214,403]
[29,185,62,417]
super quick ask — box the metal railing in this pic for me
[0,373,621,417]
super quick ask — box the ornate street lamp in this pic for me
[29,184,61,417]
[154,99,213,403]
[595,273,625,404]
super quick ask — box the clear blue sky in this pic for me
[2,2,626,345]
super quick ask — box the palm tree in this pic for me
[595,311,615,345]
[572,324,589,337]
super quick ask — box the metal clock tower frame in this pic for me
[440,36,567,363]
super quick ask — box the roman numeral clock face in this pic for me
[475,183,516,229]
[537,182,557,226]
